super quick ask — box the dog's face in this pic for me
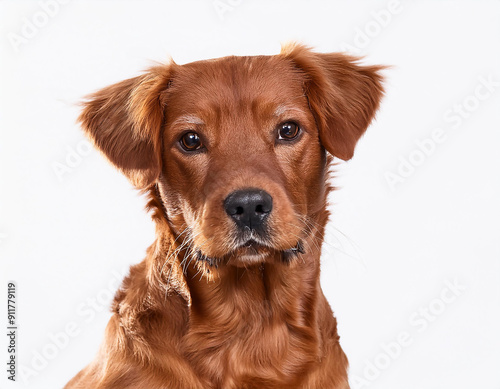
[161,57,325,265]
[80,44,384,268]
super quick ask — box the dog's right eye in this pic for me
[180,132,203,151]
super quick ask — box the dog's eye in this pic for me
[180,132,203,151]
[277,122,300,141]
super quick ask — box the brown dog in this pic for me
[65,43,384,389]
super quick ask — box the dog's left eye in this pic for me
[277,122,300,141]
[180,132,203,151]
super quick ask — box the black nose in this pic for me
[224,189,273,230]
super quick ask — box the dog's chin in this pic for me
[229,241,272,267]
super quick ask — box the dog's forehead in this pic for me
[166,55,306,118]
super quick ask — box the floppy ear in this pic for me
[79,65,171,189]
[281,43,385,160]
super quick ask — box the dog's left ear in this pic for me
[281,44,385,160]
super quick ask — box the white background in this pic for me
[1,1,499,388]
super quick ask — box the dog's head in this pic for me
[80,44,384,269]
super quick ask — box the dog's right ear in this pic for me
[79,65,171,189]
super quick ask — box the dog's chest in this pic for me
[181,261,320,388]
[184,309,317,388]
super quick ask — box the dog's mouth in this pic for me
[195,239,305,268]
[282,240,305,262]
[240,239,265,253]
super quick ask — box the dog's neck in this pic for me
[185,246,321,323]
[174,230,326,383]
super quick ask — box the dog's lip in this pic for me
[282,241,305,262]
[241,239,261,249]
[284,240,305,254]
[195,240,305,266]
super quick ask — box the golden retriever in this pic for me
[65,43,384,389]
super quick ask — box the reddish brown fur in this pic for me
[65,44,384,389]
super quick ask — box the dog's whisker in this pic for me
[163,230,202,291]
[298,215,366,266]
[285,220,317,252]
[296,216,325,253]
[160,227,192,275]
[163,234,191,274]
